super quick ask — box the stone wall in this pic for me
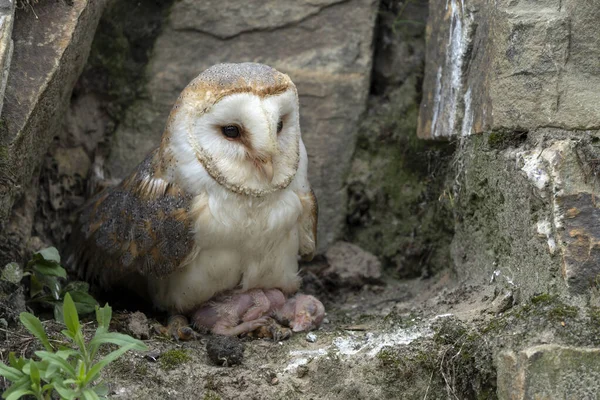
[418,0,600,296]
[0,0,107,264]
[104,0,380,252]
[346,0,455,278]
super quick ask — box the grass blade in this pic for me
[19,313,53,352]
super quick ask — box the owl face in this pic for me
[164,63,301,197]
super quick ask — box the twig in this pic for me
[422,370,434,400]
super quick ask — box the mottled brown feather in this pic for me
[67,149,195,296]
[298,188,318,261]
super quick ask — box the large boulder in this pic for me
[0,0,107,264]
[105,0,380,251]
[417,0,600,298]
[418,0,600,139]
[498,345,600,399]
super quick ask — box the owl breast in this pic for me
[148,185,304,313]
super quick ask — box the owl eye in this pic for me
[277,120,283,134]
[221,125,240,139]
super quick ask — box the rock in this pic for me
[54,147,91,178]
[418,0,600,139]
[206,335,245,367]
[489,290,514,314]
[526,139,600,293]
[497,345,600,399]
[0,279,25,325]
[0,0,107,227]
[105,0,380,251]
[346,0,454,278]
[126,311,150,340]
[323,241,382,288]
[0,0,14,118]
[306,332,317,343]
[0,261,25,325]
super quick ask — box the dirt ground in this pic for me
[0,260,501,399]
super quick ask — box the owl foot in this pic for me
[154,315,199,341]
[247,318,292,341]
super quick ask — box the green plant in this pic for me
[22,247,97,320]
[0,293,147,399]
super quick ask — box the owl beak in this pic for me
[258,158,274,182]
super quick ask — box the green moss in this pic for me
[589,307,600,325]
[487,130,528,150]
[347,78,455,278]
[548,304,578,321]
[203,392,222,400]
[159,348,191,369]
[531,293,555,305]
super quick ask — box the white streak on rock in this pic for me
[521,153,549,190]
[461,87,473,136]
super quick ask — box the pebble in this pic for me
[306,332,317,343]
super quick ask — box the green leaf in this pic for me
[29,274,45,298]
[19,313,53,352]
[40,274,62,301]
[76,359,86,381]
[2,376,32,400]
[42,363,57,381]
[52,380,77,400]
[41,382,55,393]
[4,388,35,400]
[62,281,90,294]
[89,332,147,351]
[69,290,98,315]
[61,329,75,340]
[95,304,112,331]
[8,353,24,370]
[34,352,76,379]
[29,362,40,387]
[93,383,109,397]
[33,264,67,279]
[82,388,100,400]
[55,349,78,360]
[83,344,136,385]
[53,303,64,323]
[37,247,60,263]
[0,363,23,381]
[62,293,80,335]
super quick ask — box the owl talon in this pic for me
[154,315,198,341]
[268,320,292,341]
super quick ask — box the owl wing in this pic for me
[297,188,318,261]
[68,149,195,290]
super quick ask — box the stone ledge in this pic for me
[418,0,600,139]
[498,344,600,400]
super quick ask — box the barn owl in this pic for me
[69,63,323,335]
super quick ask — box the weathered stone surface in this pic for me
[0,0,107,223]
[497,345,600,399]
[105,0,380,251]
[418,0,600,139]
[451,129,600,298]
[0,0,14,118]
[346,0,454,278]
[519,136,600,293]
[450,132,565,300]
[323,241,382,287]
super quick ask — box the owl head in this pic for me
[162,63,302,197]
